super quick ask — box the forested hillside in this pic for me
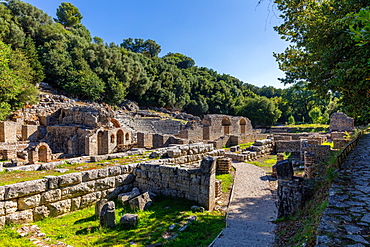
[0,0,367,125]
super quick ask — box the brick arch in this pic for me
[240,118,247,134]
[111,118,121,128]
[117,129,124,145]
[28,142,52,164]
[222,117,231,135]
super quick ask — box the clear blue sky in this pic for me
[25,0,289,89]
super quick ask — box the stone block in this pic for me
[108,166,122,177]
[81,191,101,208]
[6,210,33,225]
[276,160,294,180]
[41,189,61,204]
[45,176,59,190]
[200,156,215,174]
[61,181,95,199]
[0,202,4,216]
[120,213,139,228]
[5,199,18,214]
[33,205,50,221]
[90,155,108,162]
[95,177,116,191]
[58,173,82,187]
[95,199,108,217]
[48,199,71,217]
[0,186,5,201]
[118,188,140,206]
[71,197,81,211]
[115,174,135,186]
[100,201,116,228]
[129,192,152,211]
[82,169,108,182]
[5,179,48,199]
[18,194,41,210]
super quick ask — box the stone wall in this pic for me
[329,112,354,132]
[0,157,217,227]
[201,114,253,141]
[0,121,19,142]
[275,140,301,153]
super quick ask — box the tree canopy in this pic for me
[55,2,83,27]
[0,0,352,126]
[274,0,370,123]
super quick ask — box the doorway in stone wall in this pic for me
[98,131,104,155]
[38,145,47,162]
[117,130,124,145]
[222,117,231,135]
[240,118,247,134]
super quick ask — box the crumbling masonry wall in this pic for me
[0,158,216,227]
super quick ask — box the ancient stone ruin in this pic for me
[329,112,354,132]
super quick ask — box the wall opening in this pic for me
[222,117,231,135]
[125,133,130,143]
[240,118,247,134]
[98,131,104,155]
[117,130,124,145]
[110,134,115,143]
[38,145,47,162]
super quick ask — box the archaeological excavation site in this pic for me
[0,83,361,246]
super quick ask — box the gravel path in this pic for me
[212,162,277,247]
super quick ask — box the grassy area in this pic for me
[247,154,283,174]
[0,225,35,247]
[216,172,234,192]
[19,197,224,247]
[322,141,334,149]
[238,142,254,149]
[283,123,329,133]
[0,154,150,186]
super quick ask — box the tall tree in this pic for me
[274,0,370,123]
[55,2,83,28]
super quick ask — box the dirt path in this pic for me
[211,162,277,247]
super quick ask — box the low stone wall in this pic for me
[0,157,217,227]
[0,164,137,227]
[275,140,301,153]
[333,138,349,149]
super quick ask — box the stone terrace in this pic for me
[316,133,370,246]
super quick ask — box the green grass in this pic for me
[0,225,35,247]
[30,197,225,247]
[238,142,254,149]
[0,154,150,186]
[282,123,329,133]
[216,172,234,192]
[322,141,334,149]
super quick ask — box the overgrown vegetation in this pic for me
[274,129,369,246]
[283,124,329,133]
[6,197,224,247]
[0,0,361,126]
[216,172,234,193]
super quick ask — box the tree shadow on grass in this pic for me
[74,215,96,224]
[90,197,224,247]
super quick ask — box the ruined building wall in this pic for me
[0,158,216,227]
[329,112,354,132]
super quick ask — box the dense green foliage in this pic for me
[0,0,351,126]
[274,0,370,123]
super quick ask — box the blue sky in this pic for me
[25,0,289,89]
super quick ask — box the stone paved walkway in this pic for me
[211,162,277,247]
[316,133,370,246]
